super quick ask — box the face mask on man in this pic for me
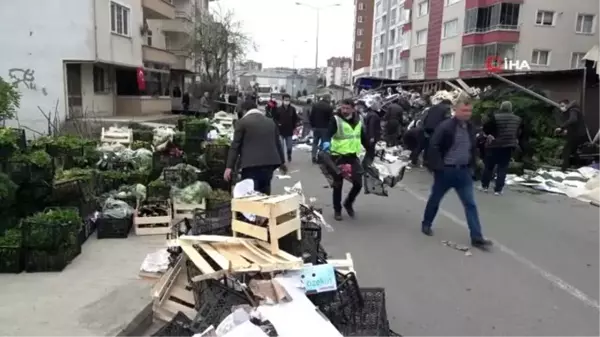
[283,100,290,106]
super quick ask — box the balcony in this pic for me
[463,2,521,44]
[143,0,175,20]
[171,50,194,71]
[142,45,177,65]
[162,16,193,35]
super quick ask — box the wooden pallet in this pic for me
[134,200,172,235]
[231,194,301,255]
[152,256,196,321]
[173,200,205,220]
[178,235,303,282]
[101,127,133,145]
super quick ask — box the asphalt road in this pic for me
[271,150,599,336]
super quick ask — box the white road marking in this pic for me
[402,185,600,311]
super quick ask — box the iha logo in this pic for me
[485,56,531,73]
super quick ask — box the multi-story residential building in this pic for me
[326,57,352,86]
[370,0,412,79]
[352,0,375,80]
[0,0,211,135]
[368,0,598,80]
[235,60,263,73]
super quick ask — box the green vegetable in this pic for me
[0,228,21,247]
[186,118,210,126]
[11,150,52,167]
[55,168,95,182]
[23,208,81,249]
[148,179,168,188]
[132,140,152,150]
[208,189,231,202]
[0,128,18,147]
[0,173,18,207]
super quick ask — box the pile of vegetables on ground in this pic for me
[0,117,232,274]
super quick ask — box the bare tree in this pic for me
[190,8,253,96]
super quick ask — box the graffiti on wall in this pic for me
[8,68,47,96]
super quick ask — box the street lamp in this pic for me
[295,2,341,73]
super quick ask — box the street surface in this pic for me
[273,150,599,336]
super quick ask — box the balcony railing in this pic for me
[464,24,519,34]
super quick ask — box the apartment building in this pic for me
[370,0,412,79]
[326,57,352,86]
[0,0,211,135]
[368,0,598,80]
[352,0,374,79]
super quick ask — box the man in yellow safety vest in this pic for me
[320,98,366,221]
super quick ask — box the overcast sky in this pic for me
[212,0,354,68]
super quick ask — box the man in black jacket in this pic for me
[422,94,492,249]
[555,99,585,171]
[480,101,522,195]
[224,101,287,195]
[272,94,298,162]
[310,95,334,163]
[384,102,403,147]
[363,103,382,166]
[419,99,452,164]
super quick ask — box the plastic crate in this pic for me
[24,244,81,272]
[132,129,154,142]
[190,205,232,236]
[78,217,97,246]
[152,311,195,337]
[0,143,17,160]
[163,167,198,188]
[0,246,24,273]
[46,143,84,158]
[205,198,231,212]
[205,143,230,161]
[335,288,391,336]
[312,271,363,322]
[182,138,204,155]
[190,279,253,333]
[96,216,132,239]
[146,183,171,201]
[152,152,184,172]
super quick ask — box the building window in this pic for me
[355,54,362,62]
[110,1,130,36]
[356,41,363,49]
[531,49,550,66]
[376,1,381,16]
[445,0,460,6]
[376,18,381,33]
[387,69,393,78]
[357,28,364,36]
[570,52,586,68]
[442,19,458,38]
[388,49,394,64]
[380,34,385,47]
[464,3,520,34]
[440,53,455,71]
[390,8,397,24]
[535,10,555,26]
[357,15,363,23]
[390,29,396,44]
[413,58,425,73]
[93,65,109,93]
[416,29,427,45]
[576,14,595,34]
[146,30,153,46]
[418,1,429,17]
[461,43,516,69]
[358,2,364,10]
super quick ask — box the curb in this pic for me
[117,302,154,336]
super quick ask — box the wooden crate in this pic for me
[151,256,196,321]
[231,194,301,255]
[178,235,303,281]
[134,200,172,236]
[101,127,133,145]
[172,200,206,220]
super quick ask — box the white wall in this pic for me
[95,0,144,67]
[437,0,465,79]
[0,0,96,135]
[408,0,429,80]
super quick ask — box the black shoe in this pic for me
[312,158,318,164]
[287,152,292,162]
[334,212,342,221]
[471,237,493,249]
[343,201,355,218]
[421,226,434,236]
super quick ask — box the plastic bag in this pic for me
[171,181,212,204]
[233,179,261,222]
[101,197,134,219]
[132,148,152,170]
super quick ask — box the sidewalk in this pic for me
[0,235,164,336]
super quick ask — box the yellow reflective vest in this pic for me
[330,115,362,155]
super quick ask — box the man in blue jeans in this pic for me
[422,94,493,249]
[310,95,334,163]
[272,94,298,162]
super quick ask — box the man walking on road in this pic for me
[310,95,334,163]
[383,101,403,147]
[321,99,365,221]
[363,102,382,166]
[418,99,452,165]
[555,99,585,171]
[272,94,298,162]
[224,100,287,195]
[421,94,493,249]
[480,101,522,195]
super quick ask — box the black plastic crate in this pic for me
[312,271,363,321]
[205,198,231,212]
[152,152,184,172]
[25,244,81,272]
[190,206,232,236]
[96,216,132,239]
[0,246,24,273]
[51,179,86,203]
[133,129,154,142]
[46,143,84,158]
[12,128,26,149]
[190,279,253,332]
[0,143,17,160]
[78,216,97,246]
[152,311,195,337]
[205,143,230,161]
[335,288,390,336]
